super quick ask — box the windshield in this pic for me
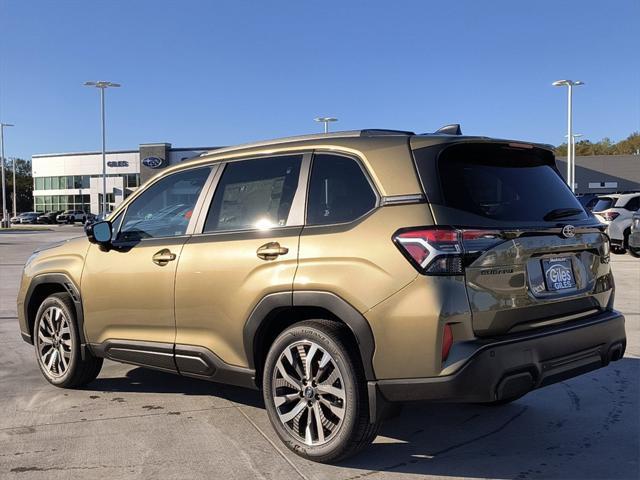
[415,142,589,225]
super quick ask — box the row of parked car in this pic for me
[578,192,640,257]
[9,210,94,225]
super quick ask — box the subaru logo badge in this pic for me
[561,225,576,238]
[142,156,164,169]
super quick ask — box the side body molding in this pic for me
[243,290,377,381]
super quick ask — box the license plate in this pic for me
[542,257,576,291]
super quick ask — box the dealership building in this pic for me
[556,155,640,195]
[31,143,220,214]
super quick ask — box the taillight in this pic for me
[393,226,504,275]
[442,324,453,362]
[600,211,620,221]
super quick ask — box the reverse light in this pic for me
[442,324,454,362]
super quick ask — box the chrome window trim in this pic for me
[286,152,312,227]
[380,193,426,206]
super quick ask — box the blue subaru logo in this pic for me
[142,156,164,169]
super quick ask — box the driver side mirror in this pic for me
[86,220,113,246]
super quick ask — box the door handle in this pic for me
[257,242,289,260]
[152,248,177,266]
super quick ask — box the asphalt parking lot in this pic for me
[0,226,638,480]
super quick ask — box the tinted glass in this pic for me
[118,167,210,241]
[433,143,587,223]
[624,196,640,211]
[306,154,376,225]
[593,197,615,212]
[204,155,302,232]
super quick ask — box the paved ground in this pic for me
[0,226,638,480]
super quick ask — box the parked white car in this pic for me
[56,210,88,224]
[592,193,640,253]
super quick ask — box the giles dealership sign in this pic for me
[107,160,129,168]
[142,156,165,169]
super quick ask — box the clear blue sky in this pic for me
[0,0,638,159]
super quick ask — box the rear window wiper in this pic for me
[543,207,584,221]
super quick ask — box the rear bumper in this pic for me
[371,310,625,409]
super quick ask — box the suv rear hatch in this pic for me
[407,139,612,337]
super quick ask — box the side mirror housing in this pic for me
[86,220,113,246]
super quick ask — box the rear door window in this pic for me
[416,143,588,224]
[203,155,302,232]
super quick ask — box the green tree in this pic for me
[4,158,33,214]
[555,132,640,156]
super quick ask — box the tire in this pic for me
[629,247,640,258]
[262,320,380,463]
[611,245,626,255]
[33,293,102,388]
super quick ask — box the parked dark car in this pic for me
[37,211,64,224]
[576,193,599,212]
[629,212,640,258]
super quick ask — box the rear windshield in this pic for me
[592,197,616,212]
[417,143,588,224]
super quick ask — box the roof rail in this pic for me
[199,129,415,157]
[359,129,415,136]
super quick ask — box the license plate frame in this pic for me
[542,257,576,292]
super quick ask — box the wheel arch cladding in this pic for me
[244,291,376,383]
[25,274,86,345]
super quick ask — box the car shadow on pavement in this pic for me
[87,366,264,408]
[338,357,639,479]
[87,358,638,480]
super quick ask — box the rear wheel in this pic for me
[34,293,102,388]
[629,246,640,258]
[262,320,379,463]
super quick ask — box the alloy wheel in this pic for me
[271,340,346,446]
[36,306,72,378]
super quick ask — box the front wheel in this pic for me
[629,246,640,258]
[34,293,103,388]
[262,320,379,463]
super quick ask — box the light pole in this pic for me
[565,133,583,191]
[552,79,584,193]
[314,117,338,133]
[11,157,17,217]
[84,81,121,215]
[0,122,14,228]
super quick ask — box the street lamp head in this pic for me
[552,79,585,87]
[0,123,14,128]
[84,81,121,89]
[314,117,338,123]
